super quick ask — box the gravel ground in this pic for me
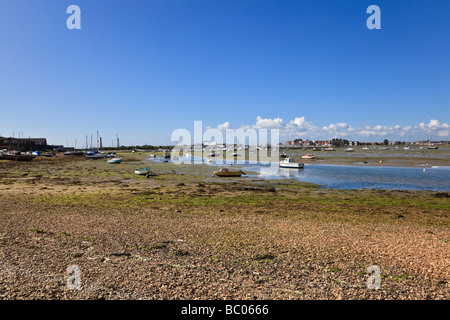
[0,155,448,300]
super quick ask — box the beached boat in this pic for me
[64,151,85,156]
[85,150,105,159]
[301,154,316,159]
[108,157,123,164]
[86,153,105,159]
[213,168,245,177]
[279,157,304,168]
[1,151,36,161]
[135,167,151,175]
[345,148,354,152]
[42,153,56,157]
[323,147,336,151]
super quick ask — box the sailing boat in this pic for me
[1,150,36,161]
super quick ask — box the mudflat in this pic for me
[0,153,448,299]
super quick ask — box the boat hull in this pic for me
[213,171,244,177]
[279,163,304,168]
[1,153,36,161]
[108,158,123,164]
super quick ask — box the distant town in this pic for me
[0,135,448,152]
[284,138,448,148]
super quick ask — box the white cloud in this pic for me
[253,116,284,129]
[217,122,230,130]
[211,117,449,141]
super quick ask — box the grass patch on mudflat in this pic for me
[14,183,448,230]
[280,188,450,211]
[31,189,279,208]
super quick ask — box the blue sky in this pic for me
[0,0,449,146]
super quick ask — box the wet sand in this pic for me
[0,152,448,299]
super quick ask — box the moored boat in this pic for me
[86,150,105,159]
[213,168,245,177]
[64,151,85,156]
[279,157,304,168]
[86,153,105,159]
[301,154,316,159]
[135,167,151,175]
[1,151,36,161]
[108,157,123,164]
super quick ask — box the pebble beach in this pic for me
[0,151,448,300]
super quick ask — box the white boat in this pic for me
[323,147,336,151]
[108,157,123,164]
[135,167,151,175]
[301,154,316,159]
[279,157,304,169]
[345,148,354,152]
